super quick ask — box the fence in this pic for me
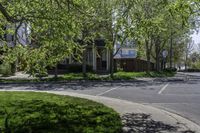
[114,58,155,72]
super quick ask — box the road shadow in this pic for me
[0,80,164,91]
[121,113,195,133]
[0,74,200,91]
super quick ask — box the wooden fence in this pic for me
[114,58,155,72]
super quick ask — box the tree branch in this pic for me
[0,3,20,23]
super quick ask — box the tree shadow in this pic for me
[0,73,200,91]
[121,113,195,133]
[0,80,164,91]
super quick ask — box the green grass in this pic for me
[59,73,104,80]
[0,92,122,133]
[113,71,176,80]
[113,72,147,80]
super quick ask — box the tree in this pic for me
[1,0,199,76]
[189,52,200,69]
[124,0,196,72]
[88,0,132,77]
[184,38,194,70]
[0,0,99,76]
[126,0,172,72]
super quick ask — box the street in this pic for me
[65,73,200,126]
[1,72,200,126]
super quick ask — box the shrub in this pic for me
[68,64,93,73]
[163,67,177,73]
[0,92,122,133]
[0,63,13,76]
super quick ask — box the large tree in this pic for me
[0,0,96,76]
[123,0,195,72]
[1,0,199,76]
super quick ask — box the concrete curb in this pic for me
[50,91,200,132]
[1,90,200,132]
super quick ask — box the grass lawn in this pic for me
[0,92,122,133]
[113,71,176,80]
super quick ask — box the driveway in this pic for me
[1,72,200,126]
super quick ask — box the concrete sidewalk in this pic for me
[49,91,200,132]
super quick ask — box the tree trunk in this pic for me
[146,49,151,73]
[169,31,173,68]
[54,64,58,78]
[155,42,161,71]
[145,39,151,73]
[185,63,187,70]
[81,28,87,77]
[110,51,114,78]
[109,39,115,78]
[10,63,16,75]
[82,48,87,77]
[185,54,188,70]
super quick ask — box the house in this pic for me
[85,39,110,72]
[113,39,155,72]
[114,39,137,59]
[0,23,30,47]
[58,39,111,73]
[0,23,29,68]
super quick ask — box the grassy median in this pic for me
[0,92,122,133]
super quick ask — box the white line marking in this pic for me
[96,87,120,96]
[158,83,169,94]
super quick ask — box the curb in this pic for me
[151,105,200,131]
[46,91,200,132]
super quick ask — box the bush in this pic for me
[0,92,122,133]
[68,64,93,73]
[163,67,177,73]
[0,63,13,76]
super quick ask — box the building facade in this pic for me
[59,39,111,73]
[0,23,30,47]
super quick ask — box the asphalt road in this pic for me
[66,73,200,126]
[1,72,200,126]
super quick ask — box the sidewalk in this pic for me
[49,91,199,133]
